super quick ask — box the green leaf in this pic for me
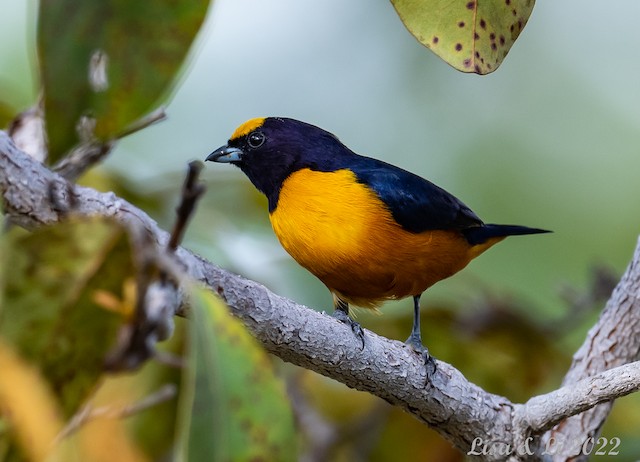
[37,0,211,162]
[0,101,16,128]
[123,322,186,461]
[0,217,134,416]
[391,0,535,74]
[178,287,296,462]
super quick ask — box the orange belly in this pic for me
[269,168,501,308]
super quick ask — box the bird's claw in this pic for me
[405,334,436,380]
[332,309,365,350]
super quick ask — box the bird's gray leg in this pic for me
[332,294,365,350]
[405,294,436,376]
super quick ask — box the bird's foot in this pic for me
[332,309,365,350]
[405,333,436,379]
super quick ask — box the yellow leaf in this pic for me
[77,417,150,462]
[0,340,64,462]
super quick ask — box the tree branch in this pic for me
[2,131,639,461]
[52,107,167,182]
[540,239,640,461]
[513,361,640,456]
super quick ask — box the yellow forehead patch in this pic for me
[230,117,266,140]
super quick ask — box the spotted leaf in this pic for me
[391,0,535,74]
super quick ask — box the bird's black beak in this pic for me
[206,145,243,163]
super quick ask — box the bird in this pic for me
[206,117,549,368]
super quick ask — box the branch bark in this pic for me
[541,240,640,461]
[2,131,639,461]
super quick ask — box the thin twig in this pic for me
[58,384,178,441]
[52,107,167,181]
[167,160,206,253]
[53,141,115,182]
[115,106,167,140]
[154,349,186,369]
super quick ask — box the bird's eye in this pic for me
[247,131,265,148]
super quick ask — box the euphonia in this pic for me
[206,117,549,365]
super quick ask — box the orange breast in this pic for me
[269,168,501,308]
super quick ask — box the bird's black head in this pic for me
[206,117,349,208]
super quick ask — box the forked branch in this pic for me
[2,131,639,461]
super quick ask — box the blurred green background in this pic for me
[2,0,640,460]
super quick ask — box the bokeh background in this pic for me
[2,0,640,460]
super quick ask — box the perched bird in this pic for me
[206,117,549,366]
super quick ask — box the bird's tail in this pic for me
[462,224,551,246]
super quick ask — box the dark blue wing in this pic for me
[298,131,483,233]
[344,156,483,233]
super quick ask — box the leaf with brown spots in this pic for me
[178,287,296,461]
[390,0,535,74]
[0,217,134,417]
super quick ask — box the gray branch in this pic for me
[540,239,640,461]
[2,130,639,461]
[512,361,640,459]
